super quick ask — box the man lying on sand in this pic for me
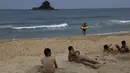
[103,44,113,53]
[116,40,129,53]
[40,48,58,73]
[103,44,114,55]
[68,46,103,69]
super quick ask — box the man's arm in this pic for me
[68,54,73,62]
[54,59,58,68]
[75,51,80,55]
[41,59,43,65]
[115,44,122,52]
[126,46,129,52]
[108,44,112,48]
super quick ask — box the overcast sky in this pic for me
[0,0,130,9]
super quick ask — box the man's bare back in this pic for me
[41,57,57,73]
[40,48,58,73]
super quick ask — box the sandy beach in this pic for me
[0,32,130,73]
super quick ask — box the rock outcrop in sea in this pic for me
[32,0,55,10]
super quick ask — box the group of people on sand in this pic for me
[39,40,129,73]
[103,40,129,55]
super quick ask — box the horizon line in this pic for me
[0,7,130,10]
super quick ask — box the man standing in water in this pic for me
[81,22,88,35]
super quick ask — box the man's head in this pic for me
[121,40,126,47]
[68,46,74,52]
[44,48,51,57]
[103,45,108,50]
[84,22,86,25]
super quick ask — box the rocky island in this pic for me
[32,0,56,10]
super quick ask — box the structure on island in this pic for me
[32,0,56,10]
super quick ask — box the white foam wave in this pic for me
[0,25,13,28]
[89,25,101,28]
[87,31,130,36]
[11,23,68,30]
[110,20,130,23]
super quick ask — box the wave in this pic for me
[1,23,68,30]
[89,25,101,28]
[0,25,13,28]
[87,31,130,36]
[110,20,130,23]
[88,15,111,18]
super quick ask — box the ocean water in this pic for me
[0,8,130,40]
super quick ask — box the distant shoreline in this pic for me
[1,31,130,41]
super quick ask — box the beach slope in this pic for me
[0,32,130,73]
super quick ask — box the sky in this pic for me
[0,0,130,9]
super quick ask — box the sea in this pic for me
[0,8,130,40]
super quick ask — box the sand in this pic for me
[0,32,130,73]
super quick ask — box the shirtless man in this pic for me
[68,46,101,69]
[103,44,114,53]
[116,40,129,53]
[40,48,58,73]
[68,46,80,62]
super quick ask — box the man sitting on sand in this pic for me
[116,40,129,53]
[40,48,58,73]
[68,46,103,69]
